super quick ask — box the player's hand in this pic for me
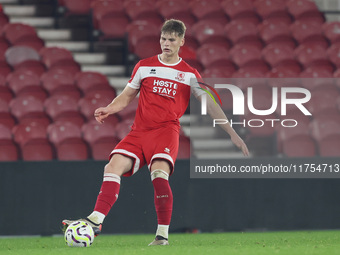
[231,134,249,156]
[94,107,110,124]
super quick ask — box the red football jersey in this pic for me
[128,55,202,131]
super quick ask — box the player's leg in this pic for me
[62,154,133,235]
[149,159,173,246]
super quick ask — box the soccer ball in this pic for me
[64,221,94,247]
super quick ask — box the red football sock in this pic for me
[152,177,173,225]
[94,173,120,216]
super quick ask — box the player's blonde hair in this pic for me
[161,19,186,38]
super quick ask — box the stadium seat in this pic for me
[126,21,160,53]
[82,121,119,160]
[286,0,325,25]
[134,35,161,59]
[13,59,46,77]
[225,20,263,49]
[0,36,10,61]
[5,46,40,67]
[6,71,47,101]
[115,118,135,140]
[13,35,45,52]
[124,0,163,24]
[91,0,125,30]
[232,69,264,79]
[290,21,329,49]
[47,122,89,160]
[0,11,9,31]
[9,95,47,123]
[318,134,340,157]
[192,20,230,48]
[75,71,113,94]
[196,44,235,74]
[262,45,302,74]
[299,68,334,90]
[295,45,334,73]
[311,112,340,142]
[62,0,91,15]
[230,45,269,74]
[0,77,13,103]
[281,135,317,157]
[48,59,81,75]
[190,0,229,24]
[327,45,340,70]
[0,124,19,161]
[0,99,16,130]
[266,66,300,78]
[0,61,12,77]
[178,134,191,159]
[44,95,85,128]
[157,0,196,28]
[222,0,260,24]
[202,66,235,78]
[258,21,296,49]
[12,122,54,161]
[254,0,292,25]
[39,47,74,69]
[323,21,340,46]
[2,23,37,45]
[305,87,340,117]
[41,69,81,100]
[78,93,114,121]
[97,11,130,39]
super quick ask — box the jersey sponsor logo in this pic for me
[175,71,185,82]
[153,79,178,98]
[150,69,156,74]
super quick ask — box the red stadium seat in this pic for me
[323,21,340,46]
[41,69,81,100]
[222,0,260,24]
[286,0,325,25]
[44,95,85,128]
[225,20,263,49]
[13,59,46,77]
[98,11,130,39]
[40,47,74,68]
[190,0,228,24]
[193,20,230,48]
[0,124,19,161]
[0,78,13,103]
[115,118,134,140]
[14,35,45,52]
[127,21,160,53]
[82,121,119,160]
[318,134,340,157]
[299,68,334,90]
[91,0,125,30]
[116,97,138,121]
[262,45,302,74]
[327,45,340,70]
[230,45,269,74]
[6,71,47,101]
[48,59,81,75]
[0,99,16,130]
[47,121,89,160]
[311,112,340,142]
[12,122,53,161]
[202,66,235,78]
[305,87,340,117]
[258,21,296,49]
[0,61,12,77]
[75,71,113,94]
[0,36,10,61]
[0,11,9,31]
[124,0,163,24]
[266,67,300,78]
[78,93,113,121]
[134,35,161,59]
[2,23,37,45]
[295,45,334,73]
[290,21,329,49]
[197,44,235,73]
[254,0,292,25]
[63,0,91,15]
[178,134,191,159]
[282,135,317,157]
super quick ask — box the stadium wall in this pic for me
[1,159,340,236]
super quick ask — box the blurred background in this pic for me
[1,0,340,236]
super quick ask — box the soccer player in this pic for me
[63,19,249,246]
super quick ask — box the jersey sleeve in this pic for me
[127,61,142,89]
[191,68,205,98]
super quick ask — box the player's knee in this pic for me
[151,169,169,181]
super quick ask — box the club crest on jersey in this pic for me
[176,72,185,82]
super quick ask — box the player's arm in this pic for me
[94,85,139,124]
[197,94,250,156]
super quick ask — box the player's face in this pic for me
[160,32,184,58]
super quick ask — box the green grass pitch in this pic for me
[1,231,340,255]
